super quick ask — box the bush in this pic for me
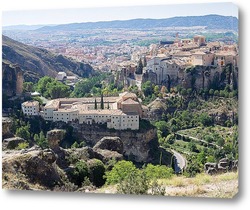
[69,161,88,186]
[117,170,166,195]
[15,142,29,150]
[88,159,106,187]
[198,113,213,127]
[105,160,138,185]
[16,125,30,140]
[165,134,175,144]
[144,164,173,179]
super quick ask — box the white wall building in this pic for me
[21,101,39,116]
[40,93,142,130]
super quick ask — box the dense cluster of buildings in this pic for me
[21,92,148,130]
[116,35,239,89]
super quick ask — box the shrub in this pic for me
[144,164,173,179]
[15,142,29,150]
[88,159,106,187]
[165,134,175,144]
[105,160,138,185]
[117,170,166,195]
[68,160,88,186]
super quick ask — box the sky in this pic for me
[2,2,238,26]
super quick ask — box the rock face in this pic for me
[2,117,14,139]
[2,137,26,150]
[93,137,123,153]
[147,98,167,121]
[47,129,66,150]
[204,158,238,175]
[93,137,124,163]
[2,148,62,188]
[2,61,23,97]
[73,124,158,163]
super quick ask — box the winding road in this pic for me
[171,149,186,173]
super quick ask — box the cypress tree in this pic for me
[100,94,104,109]
[94,98,97,110]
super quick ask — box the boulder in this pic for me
[204,162,217,171]
[207,167,217,175]
[47,129,66,150]
[2,137,26,150]
[66,147,97,162]
[2,117,14,139]
[2,149,62,188]
[93,137,123,154]
[94,149,123,163]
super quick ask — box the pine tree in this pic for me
[94,98,97,110]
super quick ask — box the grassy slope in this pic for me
[96,172,238,198]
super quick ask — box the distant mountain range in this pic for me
[2,35,94,82]
[36,15,238,32]
[3,24,57,31]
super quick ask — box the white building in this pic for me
[21,101,39,116]
[41,92,142,130]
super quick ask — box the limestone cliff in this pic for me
[72,123,159,163]
[2,61,23,97]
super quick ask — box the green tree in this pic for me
[165,134,175,144]
[117,170,149,195]
[69,161,89,186]
[23,82,34,92]
[16,125,30,140]
[155,121,169,137]
[188,141,199,153]
[88,159,106,187]
[105,160,138,185]
[36,76,54,95]
[144,164,173,179]
[34,131,48,149]
[142,81,154,97]
[198,113,213,126]
[48,81,71,99]
[117,170,166,195]
[71,141,79,148]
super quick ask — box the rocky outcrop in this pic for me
[2,61,23,97]
[2,137,26,150]
[47,129,66,150]
[73,123,158,163]
[93,137,123,154]
[2,148,63,188]
[204,158,238,175]
[147,98,168,121]
[2,117,14,139]
[93,137,124,163]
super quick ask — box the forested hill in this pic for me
[38,15,238,32]
[2,35,94,82]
